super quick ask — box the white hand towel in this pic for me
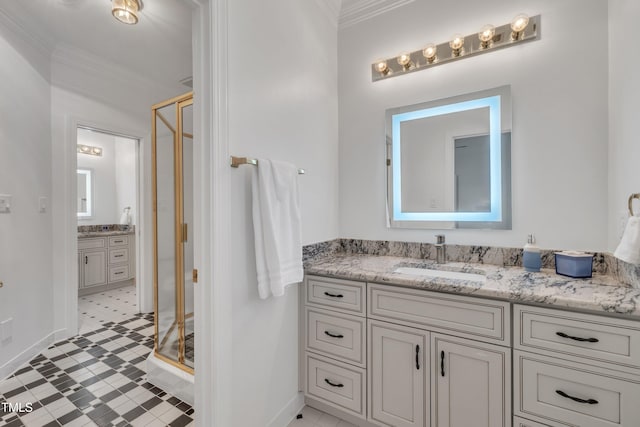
[614,216,640,265]
[251,159,303,299]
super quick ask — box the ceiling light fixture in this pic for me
[112,0,143,25]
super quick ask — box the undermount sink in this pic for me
[394,266,486,283]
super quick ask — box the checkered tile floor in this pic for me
[0,313,194,426]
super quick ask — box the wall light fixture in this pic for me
[77,144,103,157]
[371,14,540,82]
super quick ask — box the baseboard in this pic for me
[267,392,305,427]
[0,331,57,380]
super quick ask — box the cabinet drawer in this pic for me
[306,353,365,417]
[514,351,640,427]
[78,238,105,250]
[368,284,510,345]
[109,248,129,264]
[514,305,640,370]
[109,265,129,282]
[306,308,365,367]
[306,276,366,316]
[108,235,129,247]
[513,416,549,427]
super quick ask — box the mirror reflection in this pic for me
[77,168,93,218]
[387,85,511,229]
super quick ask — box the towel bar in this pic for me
[230,156,305,174]
[629,193,640,216]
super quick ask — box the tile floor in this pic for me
[0,287,194,426]
[78,286,139,335]
[287,406,356,427]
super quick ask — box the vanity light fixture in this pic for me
[510,13,530,40]
[77,144,103,157]
[397,52,414,70]
[478,24,496,48]
[422,43,437,63]
[375,60,391,76]
[112,0,143,25]
[449,34,464,57]
[371,13,540,82]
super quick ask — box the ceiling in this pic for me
[0,0,193,87]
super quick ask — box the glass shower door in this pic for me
[152,92,194,373]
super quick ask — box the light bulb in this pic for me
[92,147,102,155]
[112,0,140,25]
[375,60,390,75]
[510,13,529,39]
[449,34,464,56]
[397,52,413,70]
[80,145,89,152]
[478,24,495,47]
[422,44,437,63]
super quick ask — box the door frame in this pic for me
[58,1,231,425]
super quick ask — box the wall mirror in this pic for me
[77,168,93,218]
[386,85,511,229]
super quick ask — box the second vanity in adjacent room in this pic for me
[77,225,136,295]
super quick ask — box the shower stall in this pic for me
[151,92,194,375]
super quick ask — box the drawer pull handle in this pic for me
[415,345,420,370]
[555,390,598,405]
[85,256,88,265]
[115,272,123,275]
[115,255,123,257]
[556,332,599,343]
[324,331,344,339]
[324,379,344,388]
[324,291,344,298]
[440,350,445,376]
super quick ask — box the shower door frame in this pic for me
[151,91,194,374]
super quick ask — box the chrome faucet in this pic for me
[435,234,446,264]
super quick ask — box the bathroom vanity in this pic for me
[300,252,640,427]
[77,228,136,295]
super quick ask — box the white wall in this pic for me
[339,0,609,251]
[608,1,640,251]
[227,0,339,424]
[77,129,118,225]
[115,136,137,226]
[0,33,53,375]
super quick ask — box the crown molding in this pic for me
[0,8,54,80]
[313,0,341,28]
[339,0,414,29]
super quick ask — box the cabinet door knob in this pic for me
[556,331,599,343]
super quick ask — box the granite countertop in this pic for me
[78,230,134,238]
[304,253,640,318]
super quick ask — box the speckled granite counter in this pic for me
[78,230,134,238]
[304,253,640,318]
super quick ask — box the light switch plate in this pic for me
[0,194,12,213]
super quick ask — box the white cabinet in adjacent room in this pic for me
[82,250,107,288]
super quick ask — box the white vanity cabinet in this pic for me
[302,275,511,427]
[513,304,640,427]
[78,233,135,294]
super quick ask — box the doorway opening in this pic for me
[76,126,144,334]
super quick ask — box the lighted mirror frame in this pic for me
[77,168,94,219]
[387,85,510,226]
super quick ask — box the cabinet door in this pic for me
[369,320,428,427]
[432,334,510,427]
[82,250,107,287]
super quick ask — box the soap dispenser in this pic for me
[523,234,541,272]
